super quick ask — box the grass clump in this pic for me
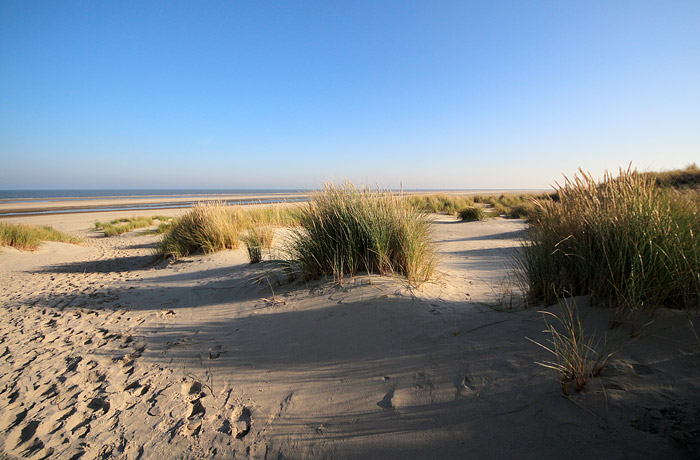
[0,222,81,251]
[529,299,617,394]
[457,206,485,221]
[518,168,700,320]
[156,203,241,258]
[94,215,172,237]
[287,183,436,286]
[408,194,474,214]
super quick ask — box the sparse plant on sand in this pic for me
[287,183,436,286]
[0,222,81,250]
[528,299,618,395]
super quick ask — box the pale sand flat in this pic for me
[1,212,699,459]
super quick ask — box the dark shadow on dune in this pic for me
[448,247,520,258]
[30,254,161,274]
[442,228,528,243]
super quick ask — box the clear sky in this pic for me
[1,1,698,190]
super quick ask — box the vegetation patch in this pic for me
[0,222,81,251]
[94,216,172,237]
[457,206,485,221]
[287,184,436,286]
[407,194,474,215]
[517,168,700,322]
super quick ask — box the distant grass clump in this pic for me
[518,168,700,320]
[645,163,700,189]
[408,194,474,215]
[287,184,436,286]
[94,215,172,237]
[156,203,241,258]
[0,222,81,251]
[457,206,485,221]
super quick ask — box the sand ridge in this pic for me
[1,214,699,459]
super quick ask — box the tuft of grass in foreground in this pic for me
[94,216,172,237]
[528,298,618,394]
[286,184,436,286]
[156,203,241,258]
[0,222,81,251]
[517,168,700,322]
[457,206,485,221]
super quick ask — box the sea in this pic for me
[0,189,311,217]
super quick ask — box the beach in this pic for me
[1,204,699,459]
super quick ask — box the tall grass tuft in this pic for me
[287,183,436,286]
[0,222,81,251]
[518,168,700,320]
[156,203,241,258]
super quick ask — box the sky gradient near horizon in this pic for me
[1,1,698,190]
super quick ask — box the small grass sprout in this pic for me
[528,299,618,395]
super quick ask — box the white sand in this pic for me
[1,211,699,459]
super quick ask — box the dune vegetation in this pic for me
[0,222,81,251]
[156,202,300,259]
[517,168,700,323]
[286,184,436,286]
[94,215,172,237]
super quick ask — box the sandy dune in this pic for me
[1,212,699,459]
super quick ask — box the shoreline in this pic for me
[0,189,549,218]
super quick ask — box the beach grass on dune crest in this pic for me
[0,222,81,251]
[517,168,700,320]
[286,183,436,286]
[155,203,299,259]
[156,202,241,258]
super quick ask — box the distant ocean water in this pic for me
[0,189,308,202]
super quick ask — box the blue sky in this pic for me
[1,1,698,189]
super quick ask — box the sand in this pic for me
[1,209,699,459]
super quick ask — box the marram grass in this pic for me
[286,183,436,286]
[155,203,299,259]
[517,168,700,320]
[156,202,241,258]
[94,216,172,237]
[0,222,81,251]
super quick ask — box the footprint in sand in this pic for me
[377,389,394,409]
[182,398,206,436]
[230,406,252,439]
